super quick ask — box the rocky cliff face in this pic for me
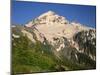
[74,29,96,61]
[12,11,96,74]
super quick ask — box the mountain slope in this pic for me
[12,11,96,74]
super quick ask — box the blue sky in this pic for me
[11,1,96,28]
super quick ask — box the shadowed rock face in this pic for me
[12,11,96,74]
[73,29,96,61]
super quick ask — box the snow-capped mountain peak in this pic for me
[25,10,69,27]
[25,10,94,44]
